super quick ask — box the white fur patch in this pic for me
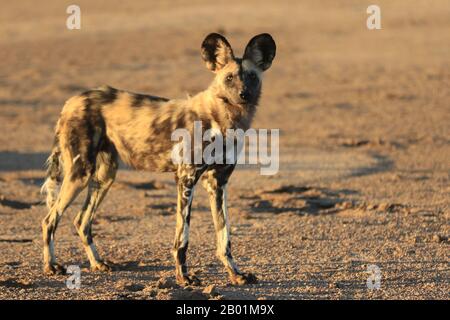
[41,178,60,209]
[181,186,194,247]
[72,154,81,164]
[242,59,263,80]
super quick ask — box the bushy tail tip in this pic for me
[41,150,61,209]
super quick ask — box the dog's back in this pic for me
[56,85,190,173]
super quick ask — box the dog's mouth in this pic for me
[219,96,248,108]
[218,96,231,105]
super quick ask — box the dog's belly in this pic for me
[106,129,177,172]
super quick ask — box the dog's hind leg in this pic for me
[201,165,257,285]
[42,173,90,275]
[73,145,118,272]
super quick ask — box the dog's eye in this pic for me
[226,74,233,82]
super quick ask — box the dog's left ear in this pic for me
[243,33,276,71]
[201,33,235,72]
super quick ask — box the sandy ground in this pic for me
[0,0,449,299]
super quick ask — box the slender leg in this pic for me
[172,164,204,286]
[42,176,89,275]
[74,149,117,271]
[73,179,114,271]
[202,166,257,285]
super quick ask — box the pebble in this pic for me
[378,203,391,211]
[157,277,178,289]
[431,234,447,243]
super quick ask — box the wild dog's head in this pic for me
[201,33,276,108]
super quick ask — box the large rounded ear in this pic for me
[201,33,235,72]
[243,33,276,71]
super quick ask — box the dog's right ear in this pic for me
[243,33,276,71]
[201,33,235,72]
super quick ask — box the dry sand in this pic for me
[0,0,448,299]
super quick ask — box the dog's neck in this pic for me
[188,87,256,132]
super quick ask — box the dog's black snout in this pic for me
[239,91,250,101]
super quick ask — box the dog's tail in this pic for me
[41,136,62,209]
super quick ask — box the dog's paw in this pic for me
[90,261,113,272]
[230,272,258,285]
[44,263,66,275]
[176,274,201,287]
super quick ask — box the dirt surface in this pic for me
[0,0,449,299]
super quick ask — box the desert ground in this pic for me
[0,0,448,299]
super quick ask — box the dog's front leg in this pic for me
[172,165,201,286]
[202,166,257,285]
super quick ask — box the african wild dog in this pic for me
[41,33,276,285]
